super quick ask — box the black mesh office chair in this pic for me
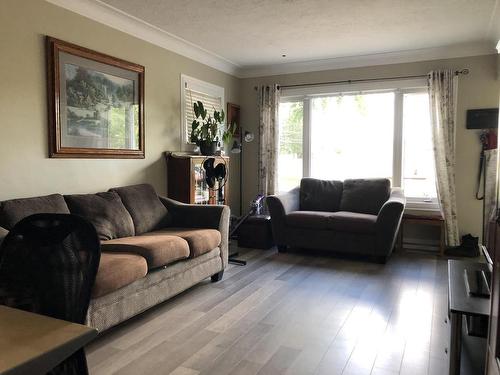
[0,213,100,375]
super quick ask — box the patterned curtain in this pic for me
[428,70,460,246]
[258,85,280,196]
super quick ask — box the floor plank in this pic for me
[86,248,451,375]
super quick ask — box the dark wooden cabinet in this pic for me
[165,152,229,205]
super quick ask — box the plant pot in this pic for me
[199,141,218,156]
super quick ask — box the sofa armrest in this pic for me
[375,188,406,257]
[0,226,8,248]
[159,197,230,268]
[266,187,300,246]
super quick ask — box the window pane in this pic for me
[310,92,394,181]
[278,102,303,192]
[402,92,437,200]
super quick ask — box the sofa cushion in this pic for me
[0,194,70,230]
[340,178,391,215]
[92,252,147,298]
[110,184,170,235]
[101,234,190,269]
[300,178,343,212]
[328,211,377,234]
[144,228,221,258]
[64,192,135,240]
[286,211,333,230]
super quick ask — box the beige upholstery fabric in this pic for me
[87,248,222,331]
[92,252,148,299]
[143,228,221,258]
[101,234,190,269]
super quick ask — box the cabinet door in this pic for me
[487,221,500,375]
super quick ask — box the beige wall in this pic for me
[240,54,500,239]
[0,0,240,211]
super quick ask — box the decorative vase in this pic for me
[199,141,217,156]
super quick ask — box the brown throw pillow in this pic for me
[109,184,171,235]
[0,194,70,230]
[65,192,135,240]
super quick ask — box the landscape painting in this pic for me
[47,37,144,158]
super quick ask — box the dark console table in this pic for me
[448,260,490,375]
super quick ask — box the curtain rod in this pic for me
[253,69,469,90]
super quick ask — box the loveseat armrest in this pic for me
[266,187,300,246]
[159,197,230,267]
[375,188,406,258]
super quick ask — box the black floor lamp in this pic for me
[227,130,255,266]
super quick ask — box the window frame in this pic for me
[180,74,225,145]
[279,79,439,211]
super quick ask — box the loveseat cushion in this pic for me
[300,178,343,212]
[328,211,377,234]
[144,228,221,258]
[286,211,333,230]
[65,192,135,240]
[110,184,171,235]
[92,252,148,298]
[101,234,190,269]
[0,194,70,230]
[340,178,390,215]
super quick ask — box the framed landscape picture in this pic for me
[46,37,145,158]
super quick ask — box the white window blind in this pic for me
[181,75,224,144]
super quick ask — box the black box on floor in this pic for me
[237,215,274,249]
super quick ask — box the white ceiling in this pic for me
[49,0,500,77]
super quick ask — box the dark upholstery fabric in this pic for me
[286,211,333,230]
[92,252,147,298]
[0,226,8,247]
[266,188,300,246]
[101,234,190,269]
[340,179,391,215]
[300,178,343,212]
[376,188,405,256]
[65,192,135,240]
[110,184,171,235]
[0,194,70,230]
[328,211,377,233]
[144,228,221,258]
[0,213,100,375]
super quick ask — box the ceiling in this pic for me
[51,0,500,76]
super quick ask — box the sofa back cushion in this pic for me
[340,178,391,215]
[300,178,343,212]
[110,184,170,235]
[0,194,70,230]
[65,192,135,240]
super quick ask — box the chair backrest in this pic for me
[0,213,100,375]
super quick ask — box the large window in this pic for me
[278,81,437,209]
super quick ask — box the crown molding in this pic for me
[238,42,497,78]
[45,0,241,76]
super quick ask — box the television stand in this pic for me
[448,260,491,375]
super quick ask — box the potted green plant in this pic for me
[190,101,235,156]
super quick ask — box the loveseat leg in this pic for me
[373,255,388,264]
[277,245,287,253]
[211,271,224,282]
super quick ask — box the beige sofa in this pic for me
[0,184,229,332]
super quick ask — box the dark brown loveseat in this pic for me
[267,178,405,263]
[0,184,229,332]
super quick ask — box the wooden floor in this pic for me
[86,247,450,375]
